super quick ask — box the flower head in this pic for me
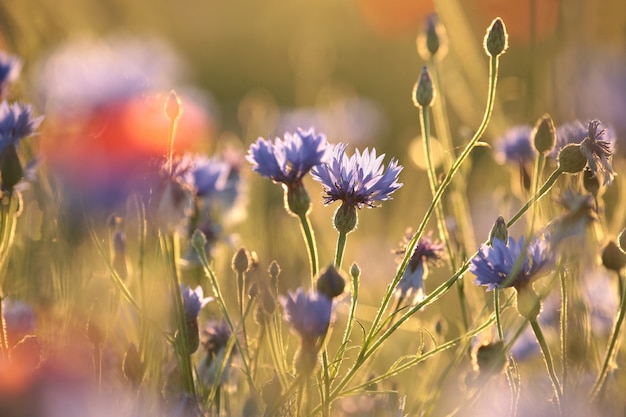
[470,235,552,291]
[311,144,403,209]
[181,284,213,320]
[0,102,43,153]
[495,125,535,165]
[580,120,616,185]
[394,230,444,304]
[246,127,330,187]
[279,288,332,344]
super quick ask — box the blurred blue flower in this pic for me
[470,235,552,291]
[181,284,213,320]
[495,125,535,165]
[311,144,403,208]
[188,155,231,198]
[580,120,616,185]
[279,288,332,344]
[394,230,444,304]
[0,102,43,153]
[0,52,21,95]
[246,127,330,187]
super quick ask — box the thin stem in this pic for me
[419,104,469,328]
[334,231,347,270]
[0,296,7,359]
[507,168,563,228]
[298,213,319,284]
[494,289,504,341]
[590,270,626,401]
[530,318,563,414]
[560,269,568,398]
[368,55,501,352]
[330,266,360,381]
[528,152,546,234]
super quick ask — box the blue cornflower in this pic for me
[394,230,444,305]
[189,155,230,198]
[470,235,552,291]
[495,125,536,165]
[551,120,616,158]
[181,284,213,320]
[580,120,616,185]
[279,288,332,345]
[0,52,21,95]
[246,127,330,187]
[311,144,403,209]
[0,102,43,153]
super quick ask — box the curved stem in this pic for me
[298,213,319,284]
[507,168,562,228]
[420,104,469,330]
[530,318,563,414]
[590,270,626,401]
[529,152,547,234]
[334,231,347,270]
[330,265,360,381]
[494,289,504,341]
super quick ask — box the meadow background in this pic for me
[0,0,626,416]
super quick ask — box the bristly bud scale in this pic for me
[334,203,358,234]
[532,114,556,153]
[412,66,435,108]
[557,144,587,173]
[488,216,508,245]
[484,18,508,57]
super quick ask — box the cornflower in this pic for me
[246,127,330,216]
[495,125,535,165]
[181,284,213,321]
[580,119,616,185]
[394,230,444,305]
[311,144,402,234]
[0,52,21,96]
[470,235,552,292]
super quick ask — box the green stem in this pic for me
[530,318,563,414]
[298,213,319,284]
[560,269,568,398]
[507,168,562,228]
[590,270,626,401]
[0,296,7,359]
[367,55,501,352]
[330,265,359,381]
[494,289,504,341]
[334,231,347,270]
[419,104,469,330]
[529,152,546,234]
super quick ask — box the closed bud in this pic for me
[123,343,144,388]
[165,90,182,122]
[350,262,361,280]
[232,247,250,273]
[268,260,281,294]
[191,228,208,252]
[532,114,556,153]
[412,66,435,108]
[261,374,282,408]
[488,216,508,245]
[558,144,587,174]
[601,241,626,272]
[418,14,448,61]
[516,287,541,320]
[334,202,358,234]
[474,341,506,375]
[316,265,346,299]
[484,18,508,57]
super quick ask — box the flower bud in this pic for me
[0,145,24,191]
[557,144,587,174]
[334,202,358,234]
[350,262,361,280]
[484,18,508,57]
[474,341,506,375]
[316,265,346,299]
[516,287,541,320]
[488,216,508,245]
[261,374,282,408]
[532,114,556,153]
[412,66,435,108]
[165,90,182,122]
[417,14,448,61]
[601,241,626,272]
[232,247,250,274]
[123,343,145,388]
